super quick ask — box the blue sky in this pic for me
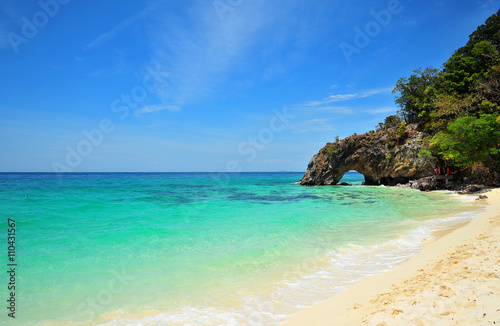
[0,0,499,172]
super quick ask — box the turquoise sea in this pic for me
[0,172,482,325]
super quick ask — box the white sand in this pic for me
[283,188,500,326]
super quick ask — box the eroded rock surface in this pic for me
[300,126,433,186]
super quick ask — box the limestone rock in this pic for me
[409,176,439,191]
[300,125,434,186]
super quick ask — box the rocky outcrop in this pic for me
[408,176,439,191]
[300,125,434,186]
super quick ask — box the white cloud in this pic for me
[307,106,354,114]
[304,87,393,107]
[134,105,181,116]
[290,118,336,134]
[316,106,354,114]
[147,1,283,106]
[297,105,353,114]
[364,107,397,114]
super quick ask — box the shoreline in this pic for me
[282,188,500,325]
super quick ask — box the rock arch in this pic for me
[300,128,433,186]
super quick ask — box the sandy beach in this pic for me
[283,188,500,326]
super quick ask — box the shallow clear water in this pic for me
[0,172,481,325]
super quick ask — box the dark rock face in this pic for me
[464,185,482,193]
[380,176,409,186]
[408,176,439,191]
[300,126,434,186]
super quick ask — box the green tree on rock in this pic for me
[430,114,500,173]
[455,9,500,57]
[393,67,440,123]
[444,41,499,94]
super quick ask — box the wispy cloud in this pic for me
[147,1,280,106]
[316,106,354,114]
[84,3,159,50]
[134,105,181,117]
[307,94,358,105]
[364,107,397,114]
[0,3,20,49]
[476,0,496,10]
[298,106,354,114]
[304,87,393,107]
[290,118,336,134]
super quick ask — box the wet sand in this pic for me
[283,188,500,325]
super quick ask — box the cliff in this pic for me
[300,125,434,186]
[300,11,500,189]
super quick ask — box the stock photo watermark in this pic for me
[7,0,71,54]
[210,106,295,188]
[51,64,170,174]
[77,269,136,319]
[246,225,342,324]
[175,105,294,233]
[340,0,405,63]
[213,0,244,22]
[6,219,17,319]
[237,108,294,162]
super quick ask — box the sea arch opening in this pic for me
[337,170,380,186]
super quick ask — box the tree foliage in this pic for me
[393,67,440,123]
[429,114,500,173]
[376,115,404,131]
[443,41,498,94]
[384,9,500,173]
[455,10,500,57]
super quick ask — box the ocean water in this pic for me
[0,172,482,325]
